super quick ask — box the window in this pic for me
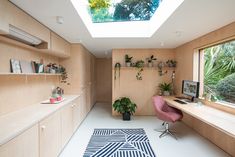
[200,40,235,106]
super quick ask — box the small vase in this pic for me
[126,62,131,67]
[148,62,153,67]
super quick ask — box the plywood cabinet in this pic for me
[50,32,70,57]
[0,125,39,157]
[0,0,50,45]
[61,102,74,147]
[39,111,61,157]
[73,98,82,131]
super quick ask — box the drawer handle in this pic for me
[41,125,46,130]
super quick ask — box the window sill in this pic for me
[200,99,235,115]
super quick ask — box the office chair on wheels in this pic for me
[152,96,183,139]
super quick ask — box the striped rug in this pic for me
[83,128,156,157]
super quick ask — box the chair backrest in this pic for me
[152,96,170,121]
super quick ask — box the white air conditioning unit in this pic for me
[8,25,42,46]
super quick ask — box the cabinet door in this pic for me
[0,125,39,157]
[73,98,82,131]
[61,103,74,147]
[39,111,61,157]
[50,32,70,57]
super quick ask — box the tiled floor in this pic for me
[59,103,229,157]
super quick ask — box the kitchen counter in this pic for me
[0,95,79,146]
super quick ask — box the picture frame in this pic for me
[10,59,22,73]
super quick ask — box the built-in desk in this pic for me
[163,96,235,138]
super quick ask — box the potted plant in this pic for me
[159,82,172,96]
[134,60,145,80]
[58,65,68,84]
[166,60,177,67]
[112,97,137,121]
[146,55,157,67]
[125,54,133,67]
[114,62,121,80]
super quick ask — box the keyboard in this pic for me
[174,99,187,104]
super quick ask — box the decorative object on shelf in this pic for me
[10,59,22,73]
[112,97,137,121]
[46,63,59,73]
[134,60,145,80]
[146,55,157,67]
[158,82,172,96]
[58,65,68,83]
[20,60,34,73]
[114,62,121,80]
[158,61,167,76]
[166,60,177,67]
[125,54,133,67]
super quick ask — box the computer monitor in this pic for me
[182,80,199,102]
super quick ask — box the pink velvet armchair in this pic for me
[152,96,183,139]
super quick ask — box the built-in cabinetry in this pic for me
[0,125,39,157]
[0,0,71,58]
[39,111,61,157]
[0,95,93,157]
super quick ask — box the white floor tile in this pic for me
[59,103,230,157]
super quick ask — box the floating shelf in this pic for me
[0,73,61,76]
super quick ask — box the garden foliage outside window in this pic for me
[201,40,235,105]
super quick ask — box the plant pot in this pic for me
[148,62,153,67]
[163,91,170,96]
[126,62,131,67]
[122,112,131,121]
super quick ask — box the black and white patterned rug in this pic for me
[83,128,156,157]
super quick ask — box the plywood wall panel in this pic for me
[95,58,112,103]
[0,42,59,116]
[112,49,175,115]
[175,21,235,157]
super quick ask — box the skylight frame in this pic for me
[71,0,184,38]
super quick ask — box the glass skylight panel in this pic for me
[88,0,162,23]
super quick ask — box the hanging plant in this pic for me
[134,60,145,80]
[59,65,68,84]
[114,62,121,80]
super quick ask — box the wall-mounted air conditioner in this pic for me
[8,25,42,46]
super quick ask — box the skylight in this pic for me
[88,0,162,23]
[71,0,184,38]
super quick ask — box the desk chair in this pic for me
[152,96,183,139]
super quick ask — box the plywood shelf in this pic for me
[0,73,61,76]
[0,36,69,58]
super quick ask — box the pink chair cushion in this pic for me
[152,96,183,122]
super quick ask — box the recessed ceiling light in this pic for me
[56,16,64,24]
[160,42,165,46]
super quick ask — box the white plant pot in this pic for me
[148,62,153,67]
[126,62,131,67]
[163,91,170,96]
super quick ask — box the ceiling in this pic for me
[10,0,235,58]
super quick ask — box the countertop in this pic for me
[0,95,79,146]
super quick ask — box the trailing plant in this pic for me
[112,97,137,115]
[114,62,121,80]
[59,65,68,84]
[134,60,145,80]
[147,55,157,63]
[166,60,177,67]
[125,54,133,63]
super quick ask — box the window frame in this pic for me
[195,39,235,114]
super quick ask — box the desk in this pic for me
[163,96,235,138]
